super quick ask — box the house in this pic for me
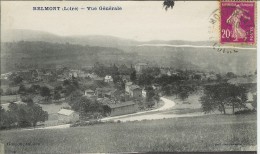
[111,89,123,101]
[152,84,161,90]
[95,87,116,98]
[125,82,133,93]
[55,65,64,70]
[69,72,78,78]
[84,89,95,97]
[98,97,115,105]
[125,82,142,100]
[247,92,255,103]
[104,75,113,83]
[33,69,43,81]
[160,68,168,75]
[108,101,138,116]
[86,73,98,79]
[167,70,172,76]
[1,72,12,80]
[129,85,142,100]
[245,92,256,110]
[142,89,147,98]
[69,69,88,78]
[205,73,217,81]
[57,109,79,124]
[135,63,148,74]
[121,75,131,83]
[171,71,179,76]
[30,69,39,79]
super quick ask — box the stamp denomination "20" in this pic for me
[220,0,256,45]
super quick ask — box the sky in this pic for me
[1,1,218,41]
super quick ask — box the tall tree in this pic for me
[18,84,27,94]
[40,86,51,101]
[200,83,247,114]
[226,84,247,114]
[153,94,160,108]
[146,86,155,102]
[29,104,48,127]
[162,84,172,96]
[68,90,83,107]
[4,102,48,128]
[226,72,236,78]
[9,74,23,85]
[130,70,137,82]
[53,91,61,100]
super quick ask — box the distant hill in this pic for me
[1,41,134,73]
[2,29,215,47]
[2,29,140,48]
[1,29,257,75]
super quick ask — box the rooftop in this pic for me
[108,101,136,109]
[96,87,115,92]
[85,89,94,93]
[125,82,133,86]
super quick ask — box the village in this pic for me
[0,61,257,129]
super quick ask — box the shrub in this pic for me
[235,109,256,115]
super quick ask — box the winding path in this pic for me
[101,97,178,122]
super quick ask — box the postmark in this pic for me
[220,0,256,44]
[208,9,240,54]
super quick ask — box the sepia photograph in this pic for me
[0,0,258,153]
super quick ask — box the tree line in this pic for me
[200,83,252,114]
[0,99,48,129]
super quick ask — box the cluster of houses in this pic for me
[159,67,218,81]
[1,67,116,85]
[3,63,209,85]
[0,72,12,80]
[56,81,145,123]
[82,81,144,117]
[159,68,179,76]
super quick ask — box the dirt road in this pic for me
[101,97,202,122]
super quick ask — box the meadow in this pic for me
[0,113,256,153]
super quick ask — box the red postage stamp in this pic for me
[220,0,256,44]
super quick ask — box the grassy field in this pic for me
[164,94,202,115]
[39,102,70,114]
[0,113,256,153]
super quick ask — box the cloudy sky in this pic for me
[2,1,218,41]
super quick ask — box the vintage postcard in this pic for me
[0,0,258,153]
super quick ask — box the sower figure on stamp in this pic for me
[226,5,250,41]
